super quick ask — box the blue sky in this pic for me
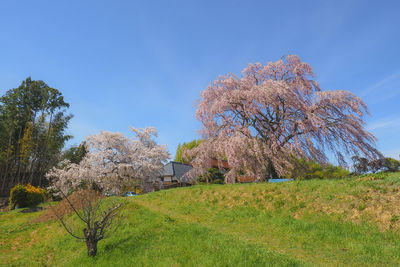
[0,0,399,160]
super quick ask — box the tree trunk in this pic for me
[85,238,98,257]
[32,112,53,186]
[14,126,24,185]
[24,110,37,185]
[265,158,278,181]
[84,226,99,257]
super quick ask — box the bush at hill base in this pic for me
[290,159,350,180]
[9,184,48,209]
[198,167,225,184]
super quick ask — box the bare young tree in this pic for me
[50,189,122,257]
[47,126,170,256]
[187,55,382,183]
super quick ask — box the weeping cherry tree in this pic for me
[187,55,381,183]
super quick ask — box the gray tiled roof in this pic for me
[161,161,193,182]
[162,162,175,176]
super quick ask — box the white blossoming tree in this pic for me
[46,126,170,256]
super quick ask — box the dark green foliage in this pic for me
[62,143,87,164]
[384,157,400,172]
[291,158,349,180]
[25,191,45,208]
[9,185,27,209]
[198,167,225,184]
[174,139,202,163]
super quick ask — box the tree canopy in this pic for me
[174,139,202,163]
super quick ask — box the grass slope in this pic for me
[1,172,400,266]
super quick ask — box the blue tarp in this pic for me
[268,178,294,183]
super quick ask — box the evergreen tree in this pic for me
[0,77,72,194]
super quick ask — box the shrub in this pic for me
[9,185,28,209]
[383,158,400,172]
[9,184,47,209]
[290,158,350,180]
[198,167,225,184]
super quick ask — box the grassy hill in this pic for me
[1,172,400,266]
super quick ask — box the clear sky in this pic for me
[0,0,399,160]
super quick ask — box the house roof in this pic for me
[161,161,193,182]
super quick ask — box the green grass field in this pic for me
[1,172,400,266]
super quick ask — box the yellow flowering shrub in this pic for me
[9,184,48,209]
[26,184,45,194]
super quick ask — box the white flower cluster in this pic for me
[47,127,170,195]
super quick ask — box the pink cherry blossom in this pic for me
[187,55,381,183]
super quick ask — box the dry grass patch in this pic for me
[33,190,103,223]
[182,176,400,231]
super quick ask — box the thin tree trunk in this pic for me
[28,111,40,185]
[21,110,36,185]
[13,126,24,185]
[36,112,53,187]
